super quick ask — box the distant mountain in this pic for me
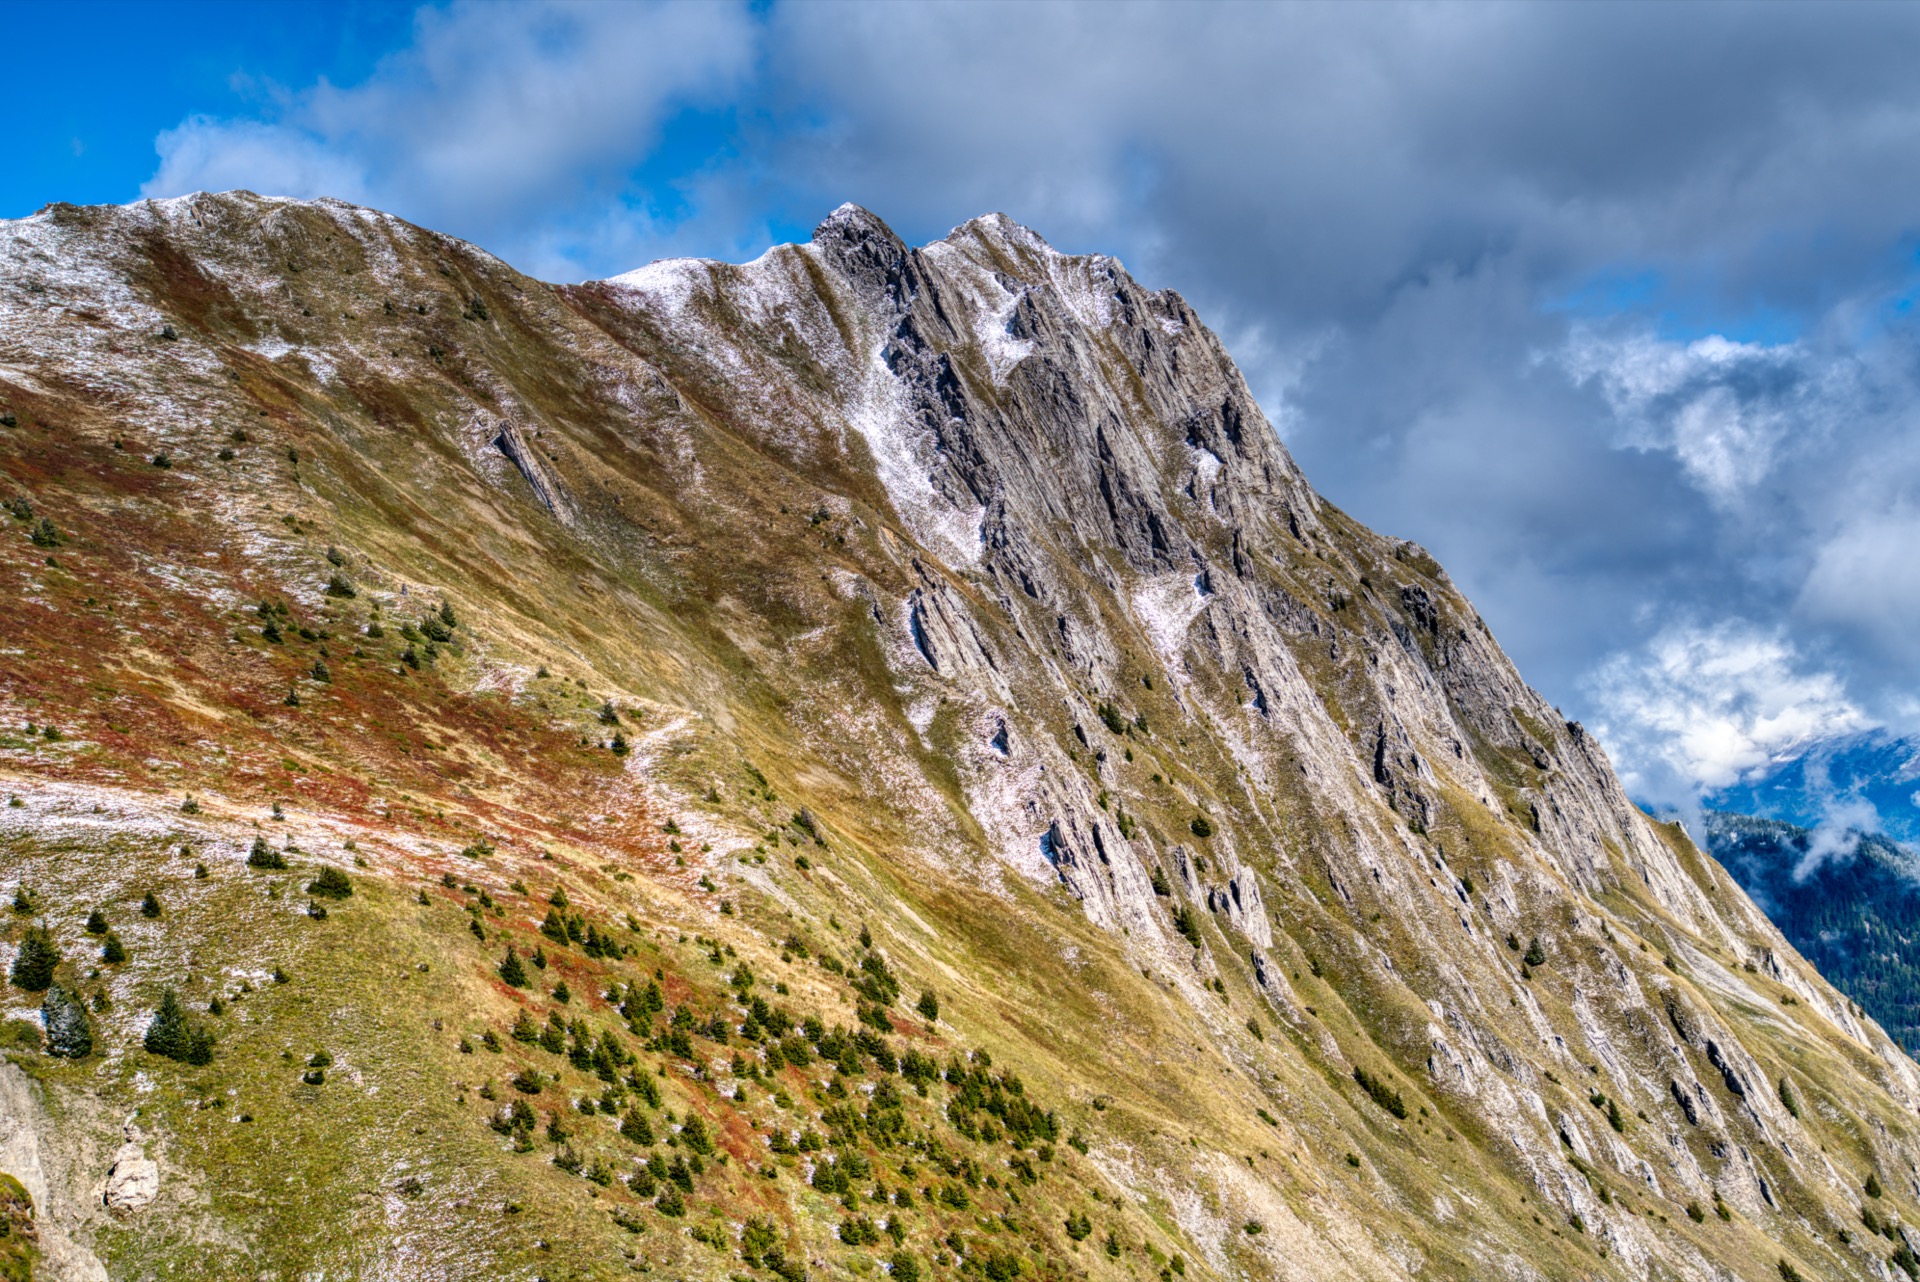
[1704,811,1920,1051]
[1709,729,1920,844]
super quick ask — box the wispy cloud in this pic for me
[142,1,758,278]
[1586,621,1872,800]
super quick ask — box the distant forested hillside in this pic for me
[1706,811,1920,1051]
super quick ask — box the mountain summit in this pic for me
[0,192,1914,1280]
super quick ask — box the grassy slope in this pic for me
[0,196,1913,1282]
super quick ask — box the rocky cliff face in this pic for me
[0,192,1915,1281]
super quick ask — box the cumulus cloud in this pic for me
[1557,330,1843,504]
[1587,622,1871,799]
[141,0,757,277]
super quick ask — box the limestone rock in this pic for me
[102,1132,157,1216]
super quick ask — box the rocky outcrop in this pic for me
[0,1066,106,1281]
[101,1125,156,1217]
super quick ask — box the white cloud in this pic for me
[149,117,370,205]
[1558,328,1836,504]
[1586,621,1872,797]
[1798,507,1920,664]
[1794,794,1880,881]
[141,0,758,275]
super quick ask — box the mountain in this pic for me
[1,192,1918,1281]
[1710,729,1920,845]
[1703,810,1920,1053]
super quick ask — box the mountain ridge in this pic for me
[0,190,1915,1280]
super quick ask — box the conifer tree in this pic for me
[140,891,161,918]
[499,945,530,988]
[144,988,186,1058]
[41,982,92,1058]
[307,866,353,899]
[248,835,288,869]
[101,933,127,964]
[84,909,108,935]
[9,926,59,991]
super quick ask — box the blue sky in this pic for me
[13,1,1920,816]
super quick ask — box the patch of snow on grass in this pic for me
[606,258,708,319]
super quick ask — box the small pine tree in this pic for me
[917,989,940,1022]
[248,836,288,869]
[84,909,108,935]
[681,1114,714,1155]
[499,946,529,988]
[9,926,60,991]
[1607,1097,1625,1133]
[610,731,630,756]
[1171,904,1202,948]
[310,658,331,683]
[307,866,353,899]
[41,983,92,1058]
[1866,1172,1884,1199]
[1523,937,1548,967]
[1778,1077,1802,1119]
[143,988,212,1063]
[101,933,127,964]
[140,891,161,918]
[621,1108,655,1145]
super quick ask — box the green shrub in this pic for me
[742,1215,781,1265]
[1171,905,1201,948]
[1189,815,1213,839]
[1353,1065,1407,1119]
[307,866,352,899]
[247,836,288,869]
[0,1019,41,1052]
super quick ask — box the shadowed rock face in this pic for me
[0,191,1916,1280]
